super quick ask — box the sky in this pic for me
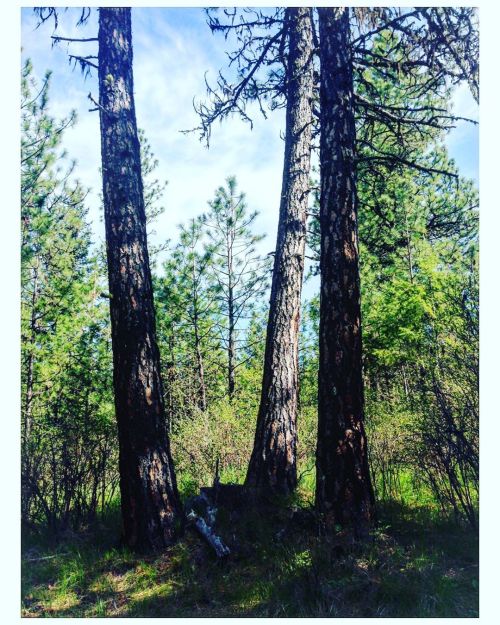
[21,9,286,257]
[21,6,479,299]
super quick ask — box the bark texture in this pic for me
[98,7,182,550]
[315,8,375,531]
[246,7,313,493]
[227,264,236,399]
[192,256,207,412]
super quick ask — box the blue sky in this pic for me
[21,7,479,291]
[21,8,286,258]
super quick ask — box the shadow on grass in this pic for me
[21,498,478,618]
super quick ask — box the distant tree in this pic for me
[140,128,169,265]
[159,217,220,415]
[21,58,79,458]
[204,176,268,400]
[357,150,478,527]
[21,59,117,529]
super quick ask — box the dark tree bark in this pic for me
[191,252,208,412]
[165,333,176,432]
[246,7,313,493]
[98,7,182,550]
[227,250,236,399]
[315,7,375,532]
[193,315,207,412]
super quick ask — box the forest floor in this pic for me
[21,493,478,618]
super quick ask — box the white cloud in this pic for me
[21,7,478,271]
[451,82,479,120]
[21,7,287,262]
[130,9,286,260]
[22,8,103,238]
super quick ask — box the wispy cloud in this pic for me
[21,7,479,267]
[22,7,286,262]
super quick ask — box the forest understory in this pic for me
[22,486,478,618]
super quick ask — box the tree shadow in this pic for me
[21,496,478,618]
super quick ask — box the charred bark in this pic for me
[194,319,207,412]
[165,333,176,432]
[228,283,236,399]
[98,7,182,550]
[246,7,313,493]
[192,255,207,412]
[315,8,375,532]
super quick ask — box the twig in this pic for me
[23,553,69,563]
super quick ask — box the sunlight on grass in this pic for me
[289,549,313,571]
[89,571,118,594]
[48,589,80,612]
[129,581,176,603]
[21,495,478,618]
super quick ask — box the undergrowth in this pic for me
[21,487,478,618]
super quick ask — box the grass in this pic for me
[21,494,478,618]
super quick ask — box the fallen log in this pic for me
[184,479,273,558]
[23,552,69,563]
[186,510,230,559]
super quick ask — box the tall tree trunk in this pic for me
[194,320,207,412]
[228,283,236,399]
[315,8,375,532]
[98,7,182,550]
[246,7,313,493]
[226,201,236,399]
[192,256,207,412]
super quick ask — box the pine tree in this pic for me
[315,8,375,531]
[245,8,314,493]
[204,176,268,400]
[97,7,182,550]
[139,128,169,265]
[194,8,315,492]
[159,217,221,415]
[314,7,477,529]
[21,59,117,529]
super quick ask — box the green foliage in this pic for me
[139,128,170,263]
[21,59,118,529]
[203,176,270,394]
[171,399,254,490]
[21,49,478,534]
[155,215,226,419]
[154,175,269,424]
